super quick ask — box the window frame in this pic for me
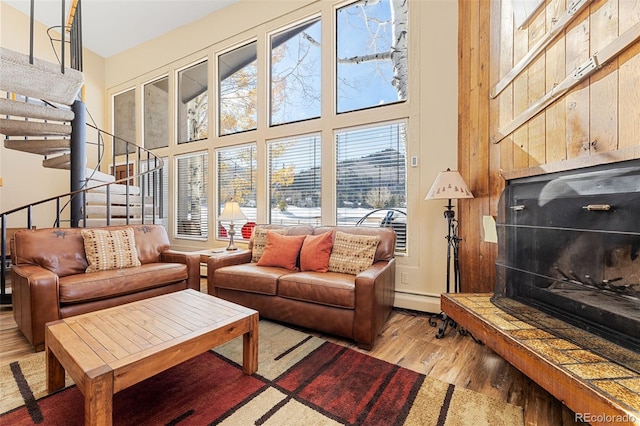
[176,59,209,145]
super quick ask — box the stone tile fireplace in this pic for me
[491,159,640,374]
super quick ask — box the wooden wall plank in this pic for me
[564,8,591,159]
[528,56,547,166]
[458,0,639,293]
[618,42,640,149]
[589,0,619,153]
[590,62,619,153]
[545,0,568,163]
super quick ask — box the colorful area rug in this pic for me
[1,321,523,425]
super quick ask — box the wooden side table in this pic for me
[192,249,250,276]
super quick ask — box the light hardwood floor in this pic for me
[0,282,582,425]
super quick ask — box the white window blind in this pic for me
[268,134,321,226]
[336,122,407,252]
[176,152,208,239]
[216,143,257,240]
[140,156,169,229]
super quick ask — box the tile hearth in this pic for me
[442,294,639,425]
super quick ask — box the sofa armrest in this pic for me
[160,250,201,291]
[352,258,396,349]
[11,264,60,350]
[206,250,253,295]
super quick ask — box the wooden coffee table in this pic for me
[45,289,258,425]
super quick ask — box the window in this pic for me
[177,61,208,144]
[219,42,257,135]
[336,0,408,113]
[143,76,169,149]
[176,152,208,239]
[113,88,136,155]
[268,134,321,226]
[216,143,257,239]
[140,156,169,229]
[336,122,407,252]
[270,17,322,126]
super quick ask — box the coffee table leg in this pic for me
[242,314,258,375]
[85,367,114,426]
[46,345,65,393]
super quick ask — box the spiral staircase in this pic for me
[0,0,165,305]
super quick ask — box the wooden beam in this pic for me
[493,21,640,144]
[491,0,592,99]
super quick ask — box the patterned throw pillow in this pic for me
[250,227,287,263]
[328,231,381,275]
[82,228,141,273]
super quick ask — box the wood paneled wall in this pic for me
[457,0,640,293]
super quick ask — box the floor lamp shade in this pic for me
[425,169,474,200]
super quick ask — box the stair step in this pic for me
[85,169,115,183]
[81,218,161,227]
[3,138,70,155]
[0,47,84,105]
[86,182,141,195]
[0,98,74,122]
[85,191,151,206]
[42,154,71,169]
[85,205,155,217]
[0,118,71,137]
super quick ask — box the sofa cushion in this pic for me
[11,228,88,277]
[59,263,187,304]
[300,231,334,272]
[81,227,142,273]
[278,272,355,309]
[257,232,306,270]
[328,231,381,275]
[214,263,294,295]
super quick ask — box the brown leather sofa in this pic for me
[207,225,396,350]
[11,224,200,350]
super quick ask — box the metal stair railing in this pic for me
[0,0,165,306]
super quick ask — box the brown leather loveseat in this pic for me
[11,224,200,350]
[207,225,396,350]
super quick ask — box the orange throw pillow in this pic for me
[257,231,306,270]
[300,231,334,272]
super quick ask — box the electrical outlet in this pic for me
[400,272,409,284]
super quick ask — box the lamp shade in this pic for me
[425,169,474,200]
[219,201,247,222]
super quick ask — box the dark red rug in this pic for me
[1,321,523,425]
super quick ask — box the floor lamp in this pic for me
[425,169,473,338]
